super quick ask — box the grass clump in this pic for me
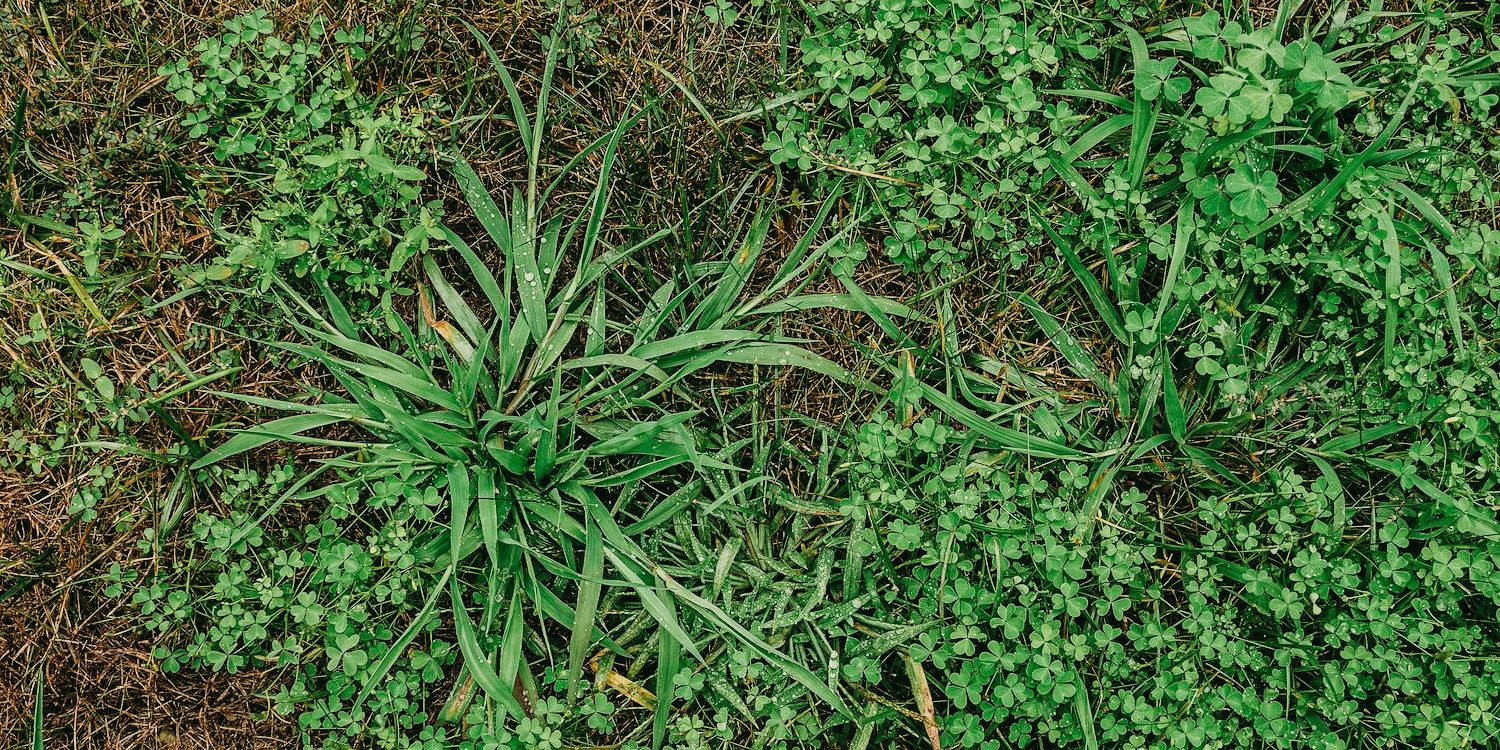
[132,42,865,749]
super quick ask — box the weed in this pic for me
[162,12,446,303]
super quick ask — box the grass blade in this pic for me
[1162,363,1187,444]
[353,567,452,712]
[1155,202,1194,325]
[1036,213,1128,344]
[462,20,532,155]
[451,156,513,257]
[1017,293,1111,394]
[695,210,769,328]
[566,517,605,704]
[191,413,347,469]
[1376,207,1401,371]
[652,588,681,750]
[747,293,924,320]
[495,585,527,723]
[32,665,43,750]
[450,577,527,718]
[913,380,1086,459]
[720,342,863,387]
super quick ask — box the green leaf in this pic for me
[191,413,347,469]
[913,379,1086,460]
[1163,363,1187,444]
[720,343,864,386]
[1376,207,1401,370]
[652,589,680,750]
[1018,293,1111,395]
[463,20,532,155]
[566,518,605,704]
[353,568,452,712]
[450,578,527,718]
[1036,214,1128,345]
[510,189,548,344]
[748,293,924,321]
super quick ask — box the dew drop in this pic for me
[523,271,536,282]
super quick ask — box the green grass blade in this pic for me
[695,210,769,328]
[495,584,527,724]
[652,589,681,750]
[450,578,527,718]
[292,325,429,383]
[462,20,532,155]
[451,156,513,256]
[424,257,485,345]
[509,188,547,344]
[448,464,471,568]
[1036,214,1128,344]
[476,469,501,570]
[1155,202,1194,325]
[1017,293,1111,394]
[1318,413,1430,454]
[1047,151,1103,207]
[563,353,671,382]
[1162,362,1187,444]
[191,413,347,469]
[650,567,851,716]
[1121,23,1157,193]
[526,19,562,218]
[566,518,605,705]
[31,665,43,750]
[597,544,703,662]
[353,567,452,712]
[747,293,924,320]
[1059,113,1133,163]
[440,224,507,321]
[1423,242,1464,357]
[913,380,1086,459]
[1073,670,1099,750]
[834,274,919,350]
[569,485,705,661]
[632,330,766,361]
[1376,207,1401,371]
[720,342,864,387]
[1309,455,1347,533]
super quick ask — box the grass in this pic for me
[4,1,1500,749]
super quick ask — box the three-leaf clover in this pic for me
[1295,47,1355,109]
[1136,57,1191,101]
[1182,11,1242,62]
[1224,164,1283,222]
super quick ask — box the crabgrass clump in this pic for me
[133,43,866,749]
[160,11,445,300]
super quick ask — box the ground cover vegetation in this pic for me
[3,1,1499,749]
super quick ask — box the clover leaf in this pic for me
[1136,57,1190,101]
[1224,164,1282,223]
